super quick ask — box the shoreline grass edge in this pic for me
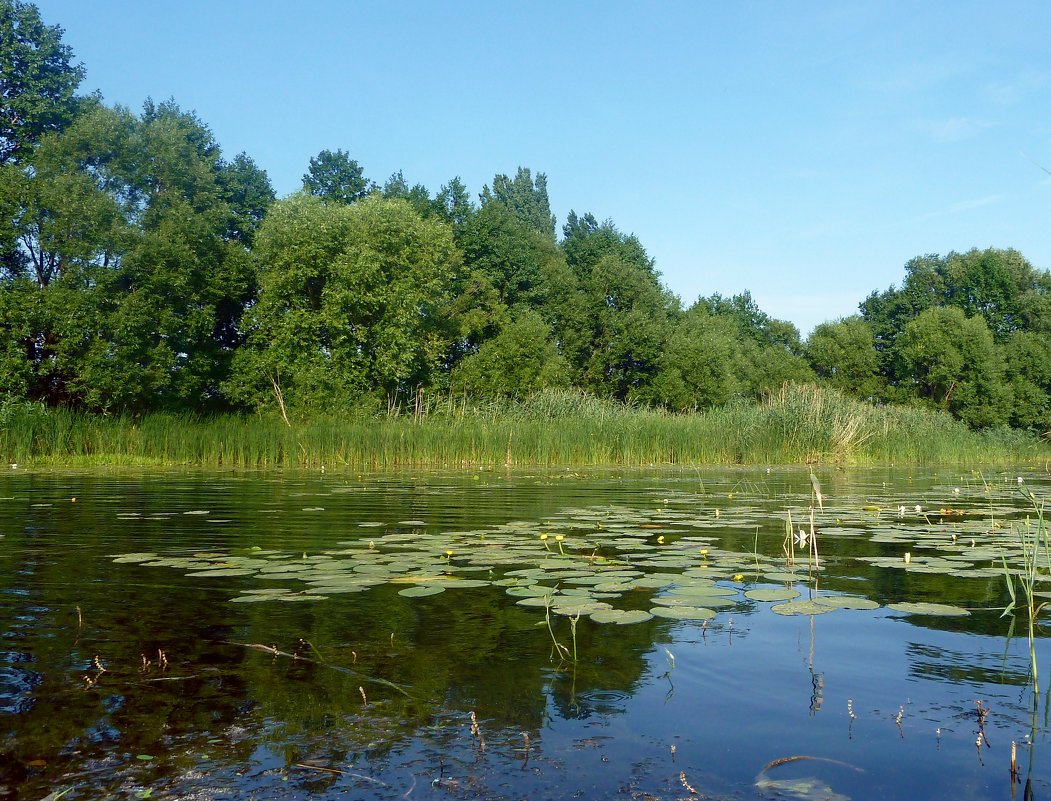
[1,385,1048,469]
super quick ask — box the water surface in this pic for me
[1,466,1048,800]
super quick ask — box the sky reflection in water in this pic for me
[0,467,1048,801]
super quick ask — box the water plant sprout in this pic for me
[1000,486,1049,696]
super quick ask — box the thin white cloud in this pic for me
[865,58,972,95]
[775,167,830,181]
[795,220,841,241]
[947,194,1005,213]
[916,116,995,143]
[911,194,1006,224]
[982,71,1049,106]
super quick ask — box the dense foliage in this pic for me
[1,1,1049,438]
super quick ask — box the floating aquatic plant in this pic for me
[886,602,970,617]
[109,474,1047,630]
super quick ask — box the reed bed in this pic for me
[1,385,1047,468]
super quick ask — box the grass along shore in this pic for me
[1,385,1047,469]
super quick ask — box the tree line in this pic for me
[2,0,1049,433]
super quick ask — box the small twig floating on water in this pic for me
[469,710,486,752]
[679,771,698,795]
[225,641,412,697]
[292,763,389,787]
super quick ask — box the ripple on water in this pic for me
[0,661,41,714]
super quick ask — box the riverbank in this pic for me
[1,385,1047,469]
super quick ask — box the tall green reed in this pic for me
[1001,486,1050,695]
[1,385,1048,468]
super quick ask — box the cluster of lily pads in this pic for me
[109,482,1031,624]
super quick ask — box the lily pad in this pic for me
[505,585,553,598]
[771,600,834,616]
[398,585,445,598]
[667,582,735,597]
[886,601,970,617]
[653,595,737,609]
[185,568,257,577]
[745,588,801,602]
[812,595,880,610]
[649,606,717,620]
[111,553,159,563]
[230,590,294,602]
[551,600,613,616]
[516,595,557,607]
[589,609,654,625]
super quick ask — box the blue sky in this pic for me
[35,0,1051,335]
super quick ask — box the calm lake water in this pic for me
[1,466,1049,801]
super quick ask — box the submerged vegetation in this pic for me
[2,384,1047,468]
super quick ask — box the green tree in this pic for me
[226,194,460,413]
[805,316,880,397]
[1000,330,1051,432]
[861,249,1051,412]
[940,248,1049,339]
[1,0,92,279]
[0,100,273,410]
[381,170,432,217]
[562,211,652,279]
[302,148,372,204]
[452,194,578,377]
[694,291,804,351]
[458,202,559,309]
[481,167,556,242]
[219,151,276,246]
[861,249,1051,349]
[559,212,676,399]
[738,339,816,397]
[690,291,813,397]
[0,162,25,276]
[15,101,134,287]
[433,176,474,231]
[896,306,1008,427]
[0,0,84,165]
[581,254,676,400]
[643,307,743,410]
[451,308,570,398]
